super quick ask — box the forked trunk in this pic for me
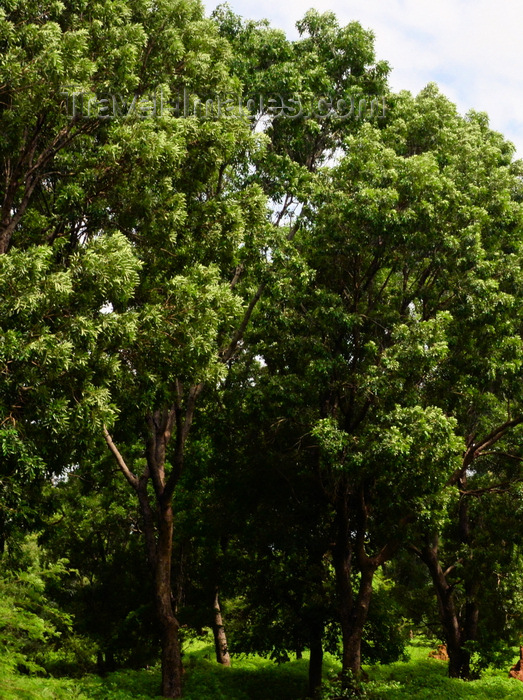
[332,494,379,691]
[340,562,376,686]
[104,393,204,699]
[420,542,469,680]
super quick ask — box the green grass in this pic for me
[2,640,523,699]
[364,642,523,699]
[181,643,341,700]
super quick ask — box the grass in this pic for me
[364,641,523,699]
[2,639,523,698]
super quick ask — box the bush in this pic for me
[0,534,95,677]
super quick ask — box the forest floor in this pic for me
[2,639,523,699]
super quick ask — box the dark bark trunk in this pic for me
[341,561,376,682]
[136,479,158,571]
[104,384,208,698]
[459,577,479,678]
[418,477,480,681]
[458,479,479,679]
[447,647,468,679]
[332,490,374,689]
[308,620,324,698]
[136,477,183,695]
[332,505,373,692]
[332,500,354,681]
[464,597,479,644]
[419,543,478,679]
[156,501,183,698]
[212,587,231,666]
[420,542,465,679]
[160,616,182,698]
[332,488,392,690]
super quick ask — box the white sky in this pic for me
[202,0,523,157]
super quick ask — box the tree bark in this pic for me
[332,493,355,682]
[332,496,373,691]
[212,587,231,666]
[104,405,192,699]
[419,541,466,679]
[417,472,480,682]
[308,620,324,698]
[341,561,377,679]
[332,487,398,692]
[156,500,183,697]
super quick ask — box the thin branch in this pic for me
[230,263,244,290]
[273,193,293,227]
[103,426,138,490]
[447,417,523,486]
[477,450,523,462]
[459,479,522,497]
[473,417,523,455]
[442,558,463,578]
[220,281,265,362]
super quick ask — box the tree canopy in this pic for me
[2,2,523,699]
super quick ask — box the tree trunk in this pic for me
[332,502,355,682]
[156,501,183,698]
[459,581,479,679]
[136,480,183,695]
[332,490,385,691]
[341,561,376,682]
[420,542,466,679]
[103,393,202,699]
[418,481,480,681]
[212,587,231,666]
[308,620,324,698]
[458,484,479,679]
[332,519,374,693]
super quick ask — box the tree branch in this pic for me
[103,426,138,490]
[447,417,523,486]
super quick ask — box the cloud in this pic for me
[203,0,523,156]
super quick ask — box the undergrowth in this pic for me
[2,639,523,699]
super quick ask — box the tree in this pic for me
[209,12,391,692]
[93,10,391,696]
[245,84,523,691]
[0,0,155,550]
[1,1,267,696]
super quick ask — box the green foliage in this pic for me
[0,233,142,550]
[2,0,523,694]
[0,535,82,676]
[364,643,523,699]
[40,469,160,672]
[361,577,409,666]
[3,640,523,699]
